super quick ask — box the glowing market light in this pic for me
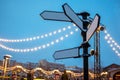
[104,29,120,57]
[70,31,73,35]
[65,34,69,37]
[75,28,79,31]
[60,37,64,40]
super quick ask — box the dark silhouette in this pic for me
[61,70,69,80]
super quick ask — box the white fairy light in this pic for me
[34,47,38,51]
[112,47,115,51]
[117,45,120,48]
[37,36,40,39]
[45,34,48,37]
[75,28,79,31]
[63,27,66,31]
[29,38,32,41]
[53,31,57,34]
[26,49,30,52]
[104,36,108,40]
[65,34,68,37]
[16,40,19,42]
[33,37,36,40]
[41,35,44,38]
[23,39,26,42]
[73,23,76,26]
[110,44,113,47]
[68,26,71,29]
[55,39,59,43]
[58,29,61,33]
[114,42,117,46]
[46,43,50,47]
[109,37,112,40]
[26,38,29,41]
[70,31,73,35]
[49,32,52,36]
[23,49,27,52]
[42,45,46,48]
[104,30,107,34]
[115,50,118,54]
[107,40,110,43]
[111,40,115,43]
[38,46,41,49]
[30,49,34,52]
[60,37,64,40]
[104,29,120,57]
[106,34,110,37]
[51,41,54,45]
[117,53,120,57]
[16,49,20,52]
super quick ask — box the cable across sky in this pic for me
[0,22,120,59]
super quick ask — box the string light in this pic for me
[1,22,120,58]
[3,65,81,76]
[1,22,120,57]
[0,27,79,52]
[104,30,120,57]
[0,25,74,43]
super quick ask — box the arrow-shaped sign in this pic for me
[86,14,100,42]
[62,3,84,31]
[40,3,101,80]
[53,47,80,60]
[40,3,84,31]
[40,11,71,22]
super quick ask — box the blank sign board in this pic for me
[86,14,100,42]
[40,11,71,22]
[53,47,80,60]
[62,3,84,31]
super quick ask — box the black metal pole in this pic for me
[80,12,90,80]
[81,31,90,80]
[84,56,88,80]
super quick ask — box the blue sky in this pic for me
[0,0,120,68]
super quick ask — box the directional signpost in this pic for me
[62,3,84,31]
[86,14,100,42]
[40,3,100,80]
[53,47,80,60]
[41,11,71,22]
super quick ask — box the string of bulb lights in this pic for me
[104,30,120,57]
[0,25,73,43]
[0,24,79,52]
[0,23,120,57]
